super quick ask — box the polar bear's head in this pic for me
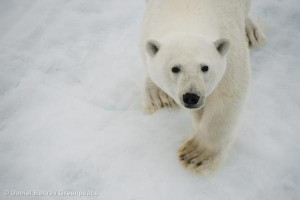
[145,33,230,110]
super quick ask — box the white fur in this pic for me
[140,0,262,174]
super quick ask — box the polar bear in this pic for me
[140,0,265,174]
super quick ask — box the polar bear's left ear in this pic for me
[146,39,161,57]
[214,38,230,56]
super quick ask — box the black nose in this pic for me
[183,93,200,105]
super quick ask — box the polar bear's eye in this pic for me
[171,66,181,73]
[201,65,209,73]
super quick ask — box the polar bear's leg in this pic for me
[178,135,226,174]
[244,0,266,48]
[142,77,177,113]
[178,94,245,174]
[246,17,266,48]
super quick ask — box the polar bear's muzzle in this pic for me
[177,76,205,110]
[181,92,205,109]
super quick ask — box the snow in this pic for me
[0,0,299,199]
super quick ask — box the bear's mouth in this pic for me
[184,104,202,109]
[183,102,204,110]
[181,96,205,110]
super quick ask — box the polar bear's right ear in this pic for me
[146,39,161,57]
[214,38,230,56]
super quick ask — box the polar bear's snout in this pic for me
[182,93,204,109]
[183,93,199,105]
[177,74,206,110]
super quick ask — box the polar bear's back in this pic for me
[141,0,248,42]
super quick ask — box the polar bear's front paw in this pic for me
[246,17,266,48]
[178,137,223,174]
[143,84,177,114]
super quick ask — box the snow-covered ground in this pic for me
[0,0,299,199]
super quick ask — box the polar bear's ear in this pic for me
[214,38,230,56]
[146,39,161,57]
